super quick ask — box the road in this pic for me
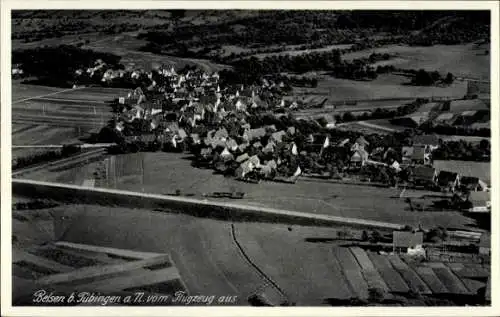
[12,179,406,230]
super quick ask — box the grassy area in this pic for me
[22,151,481,230]
[12,82,67,101]
[12,86,125,152]
[13,202,487,305]
[343,43,490,80]
[293,74,467,102]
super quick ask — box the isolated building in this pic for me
[393,231,424,253]
[467,191,491,213]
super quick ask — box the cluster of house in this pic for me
[106,65,490,212]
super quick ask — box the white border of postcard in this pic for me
[1,1,499,316]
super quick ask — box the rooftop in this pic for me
[393,231,424,248]
[433,160,490,185]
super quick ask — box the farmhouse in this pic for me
[402,145,431,166]
[391,112,430,128]
[436,171,460,192]
[411,166,437,187]
[478,234,491,256]
[412,134,439,152]
[433,160,490,189]
[466,191,491,213]
[350,148,369,168]
[392,231,424,253]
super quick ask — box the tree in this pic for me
[370,230,382,243]
[368,287,386,303]
[361,230,369,241]
[444,72,454,84]
[342,111,354,122]
[413,69,434,86]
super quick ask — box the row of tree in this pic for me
[13,45,123,88]
[12,145,82,170]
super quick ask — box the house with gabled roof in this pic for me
[411,166,437,187]
[393,231,424,253]
[412,134,440,152]
[436,170,460,192]
[467,191,491,213]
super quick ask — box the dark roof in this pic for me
[413,134,439,146]
[411,146,426,160]
[460,176,479,186]
[393,231,424,248]
[433,160,490,185]
[467,191,490,206]
[412,166,436,181]
[437,171,458,185]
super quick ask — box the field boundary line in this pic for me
[13,87,85,104]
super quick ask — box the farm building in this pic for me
[434,112,456,124]
[433,160,490,188]
[411,166,437,187]
[390,112,430,128]
[402,145,431,166]
[478,234,490,256]
[412,134,440,152]
[436,171,460,192]
[350,148,369,168]
[459,176,488,192]
[392,231,424,253]
[466,191,491,213]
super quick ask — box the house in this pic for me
[433,160,490,189]
[411,166,437,187]
[391,160,401,172]
[225,138,239,152]
[412,145,430,165]
[236,153,249,163]
[402,146,414,165]
[459,176,487,192]
[467,191,491,213]
[350,136,369,151]
[402,145,430,165]
[270,131,286,143]
[393,231,424,253]
[350,149,369,168]
[478,234,490,255]
[244,128,267,142]
[262,141,275,154]
[412,134,440,152]
[235,160,254,178]
[391,112,430,128]
[436,171,460,192]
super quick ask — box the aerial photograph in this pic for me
[10,9,491,307]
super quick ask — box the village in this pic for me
[9,9,495,308]
[81,60,491,217]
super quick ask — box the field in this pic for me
[18,151,484,231]
[12,202,489,305]
[343,43,490,81]
[81,33,229,72]
[292,74,467,103]
[13,201,489,305]
[250,44,354,60]
[12,84,127,159]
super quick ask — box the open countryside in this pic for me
[11,10,492,307]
